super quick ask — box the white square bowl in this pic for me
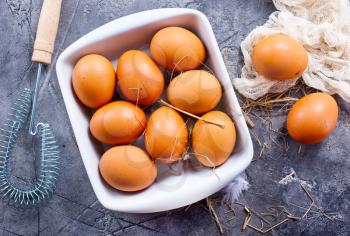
[56,8,253,213]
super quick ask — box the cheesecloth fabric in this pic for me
[233,0,350,102]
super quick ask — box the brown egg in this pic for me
[287,93,338,144]
[167,70,222,114]
[99,145,157,192]
[72,54,115,108]
[90,101,146,145]
[116,50,164,106]
[252,34,308,80]
[144,106,188,163]
[150,27,206,72]
[192,111,236,167]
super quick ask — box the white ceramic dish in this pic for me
[56,8,253,213]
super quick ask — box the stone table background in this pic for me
[0,0,349,235]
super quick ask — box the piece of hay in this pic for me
[207,197,224,234]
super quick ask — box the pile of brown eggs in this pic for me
[72,27,237,192]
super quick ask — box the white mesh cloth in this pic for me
[233,0,350,102]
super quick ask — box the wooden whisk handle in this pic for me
[32,0,63,64]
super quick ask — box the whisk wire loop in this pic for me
[0,88,60,206]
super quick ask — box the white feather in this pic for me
[223,175,249,204]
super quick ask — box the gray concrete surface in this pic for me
[0,0,349,235]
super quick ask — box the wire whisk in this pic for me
[0,88,60,206]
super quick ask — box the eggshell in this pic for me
[72,54,115,108]
[192,111,236,167]
[287,93,338,144]
[99,145,157,192]
[167,70,222,114]
[144,106,188,163]
[150,27,206,72]
[116,50,164,106]
[252,34,308,80]
[90,101,146,145]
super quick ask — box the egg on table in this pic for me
[90,101,146,145]
[287,93,338,144]
[116,50,164,106]
[167,70,222,114]
[252,34,308,81]
[72,54,116,108]
[150,27,206,72]
[144,106,188,163]
[192,111,236,167]
[99,145,157,192]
